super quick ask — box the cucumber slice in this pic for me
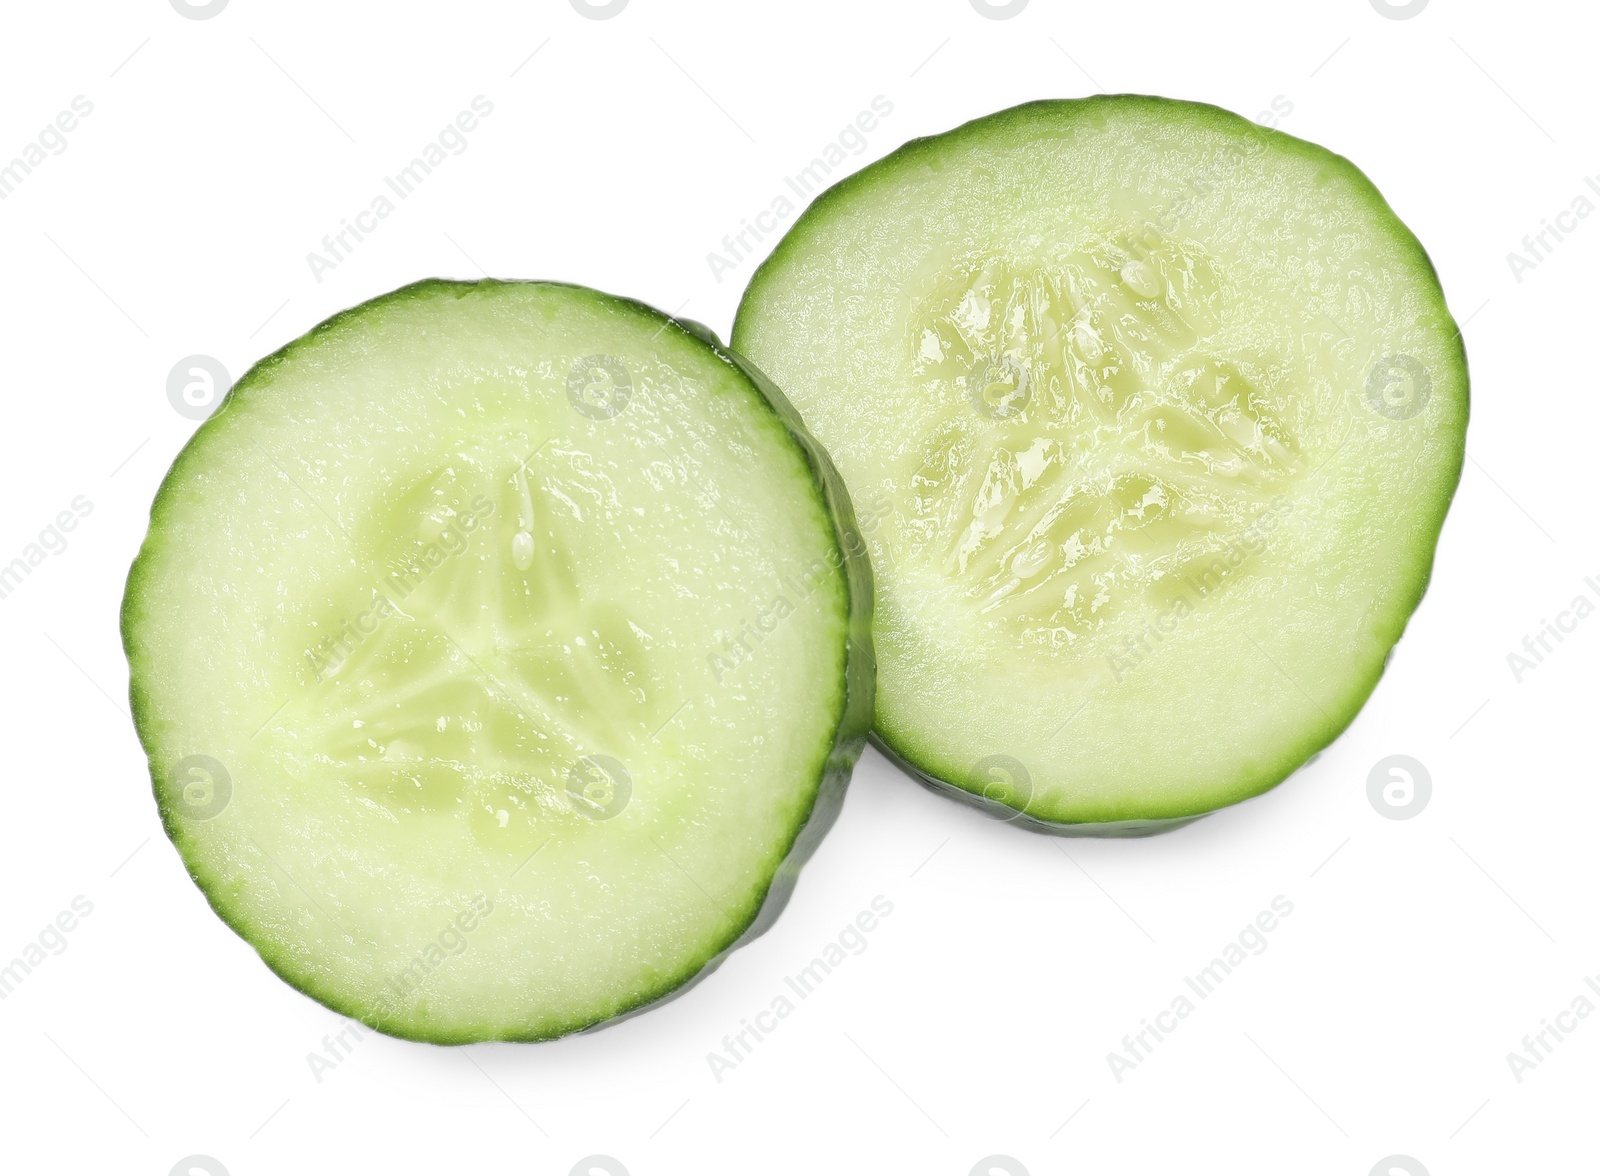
[123,280,872,1042]
[733,96,1467,833]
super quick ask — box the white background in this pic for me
[0,1,1592,1173]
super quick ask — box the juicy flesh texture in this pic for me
[735,99,1466,824]
[905,247,1304,648]
[126,283,852,1039]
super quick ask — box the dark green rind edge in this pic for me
[121,278,876,1043]
[555,305,878,1044]
[732,94,1469,836]
[878,737,1343,837]
[871,733,1202,837]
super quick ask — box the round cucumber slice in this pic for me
[123,279,872,1042]
[733,96,1467,833]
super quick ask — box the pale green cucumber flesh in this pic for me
[733,96,1467,831]
[123,279,872,1042]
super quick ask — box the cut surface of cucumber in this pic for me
[733,96,1466,832]
[123,279,872,1042]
